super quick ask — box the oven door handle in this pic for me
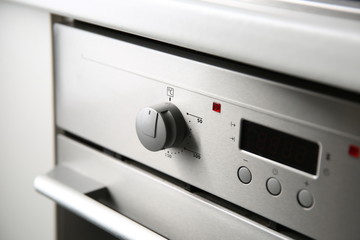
[34,165,166,240]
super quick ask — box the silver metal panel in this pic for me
[55,25,360,240]
[53,135,290,240]
[34,166,166,240]
[8,0,360,92]
[54,24,360,136]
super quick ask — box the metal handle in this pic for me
[34,166,166,240]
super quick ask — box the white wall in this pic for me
[0,1,55,239]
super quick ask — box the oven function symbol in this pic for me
[136,102,187,151]
[167,87,174,97]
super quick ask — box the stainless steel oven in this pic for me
[34,3,360,238]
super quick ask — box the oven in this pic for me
[33,2,360,239]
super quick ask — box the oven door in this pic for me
[35,135,290,240]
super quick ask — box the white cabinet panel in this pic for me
[0,2,55,240]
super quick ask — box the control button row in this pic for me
[237,167,314,208]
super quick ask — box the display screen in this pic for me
[240,120,319,174]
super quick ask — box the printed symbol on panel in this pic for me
[323,168,330,176]
[304,181,309,186]
[167,87,174,97]
[230,137,235,142]
[326,153,331,161]
[165,151,172,158]
[186,112,203,124]
[230,121,236,127]
[272,168,278,175]
[184,147,201,159]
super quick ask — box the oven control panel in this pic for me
[55,24,360,240]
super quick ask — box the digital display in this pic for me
[240,120,319,174]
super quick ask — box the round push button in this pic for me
[266,178,281,196]
[297,189,314,208]
[237,167,252,184]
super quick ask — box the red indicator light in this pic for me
[348,145,360,158]
[212,102,221,113]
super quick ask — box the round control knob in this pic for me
[136,102,187,151]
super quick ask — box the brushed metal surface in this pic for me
[8,0,360,92]
[34,165,166,240]
[53,135,291,240]
[55,24,360,240]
